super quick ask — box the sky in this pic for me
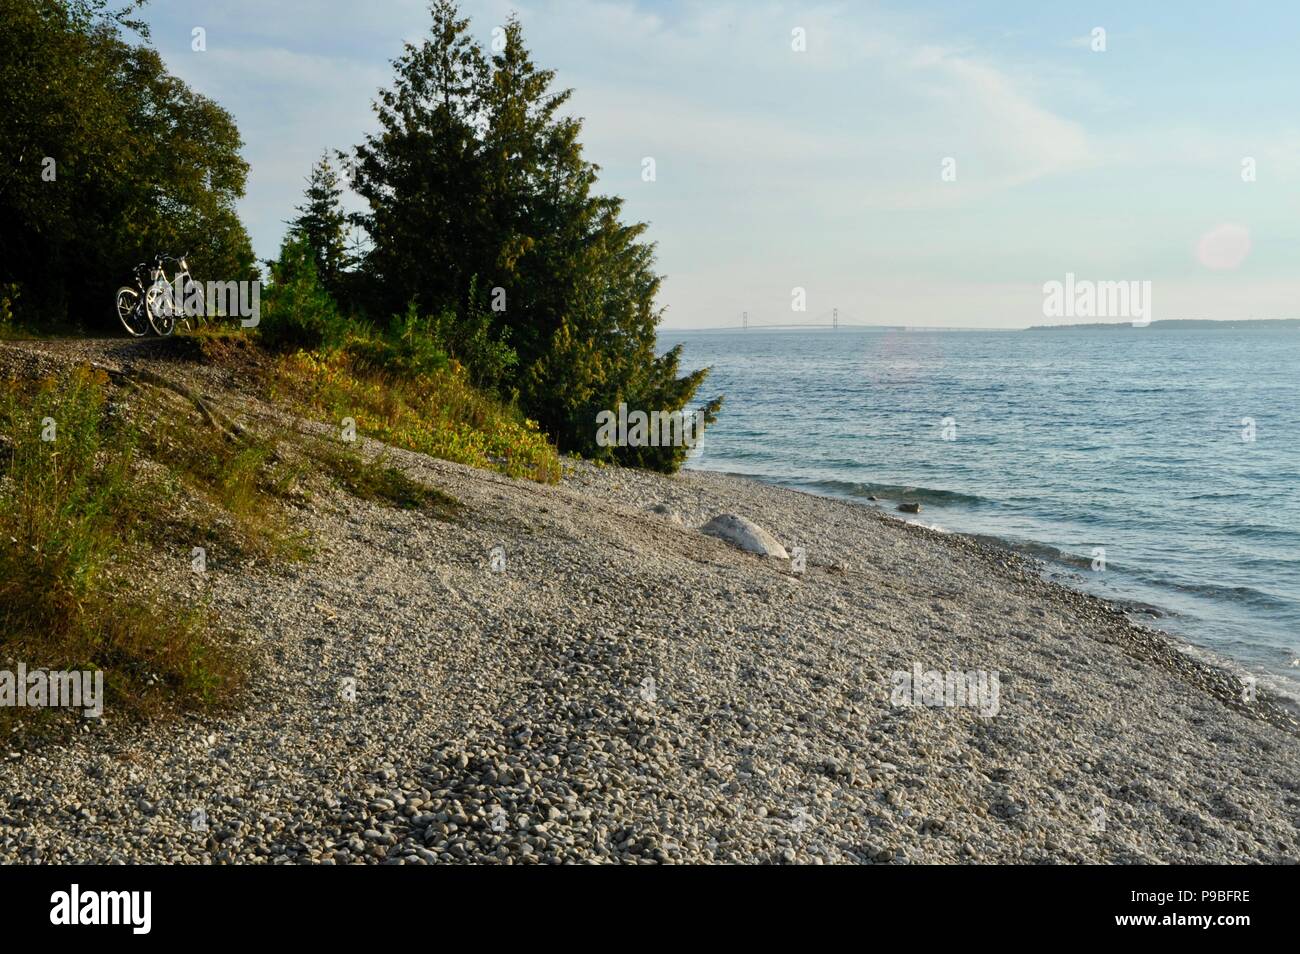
[143,0,1300,329]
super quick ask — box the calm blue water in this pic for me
[669,325,1300,698]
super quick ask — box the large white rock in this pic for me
[699,514,789,559]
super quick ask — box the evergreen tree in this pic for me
[349,2,721,470]
[349,0,489,323]
[288,152,350,299]
[474,15,583,365]
[478,15,723,468]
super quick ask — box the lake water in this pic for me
[669,324,1300,700]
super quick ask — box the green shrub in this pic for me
[427,280,518,393]
[0,282,20,333]
[348,301,450,378]
[257,235,350,352]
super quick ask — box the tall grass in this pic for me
[0,368,245,730]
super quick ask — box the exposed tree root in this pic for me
[97,363,247,443]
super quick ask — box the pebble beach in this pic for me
[1,339,1298,864]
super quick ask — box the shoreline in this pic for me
[666,465,1299,731]
[686,461,1300,713]
[2,340,1298,862]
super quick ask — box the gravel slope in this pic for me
[1,338,1297,864]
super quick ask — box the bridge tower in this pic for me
[832,307,838,331]
[742,311,747,331]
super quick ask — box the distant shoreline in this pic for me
[662,317,1300,334]
[1028,317,1300,331]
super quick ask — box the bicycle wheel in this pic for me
[115,287,148,337]
[146,284,175,337]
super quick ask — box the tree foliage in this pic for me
[0,0,255,328]
[350,1,488,320]
[258,234,347,353]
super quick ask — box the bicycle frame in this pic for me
[147,258,203,322]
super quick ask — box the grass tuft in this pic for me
[308,441,461,518]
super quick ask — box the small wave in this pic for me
[1171,642,1300,710]
[979,536,1299,613]
[706,447,777,462]
[968,534,1089,568]
[1141,577,1298,612]
[1221,523,1300,542]
[790,478,991,508]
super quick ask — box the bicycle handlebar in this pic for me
[134,253,190,280]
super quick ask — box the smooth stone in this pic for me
[699,514,789,559]
[897,502,922,513]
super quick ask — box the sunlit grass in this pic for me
[272,344,562,483]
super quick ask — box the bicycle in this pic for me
[144,252,206,336]
[114,254,165,337]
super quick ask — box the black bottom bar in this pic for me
[0,863,1281,940]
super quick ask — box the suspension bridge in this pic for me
[711,307,888,331]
